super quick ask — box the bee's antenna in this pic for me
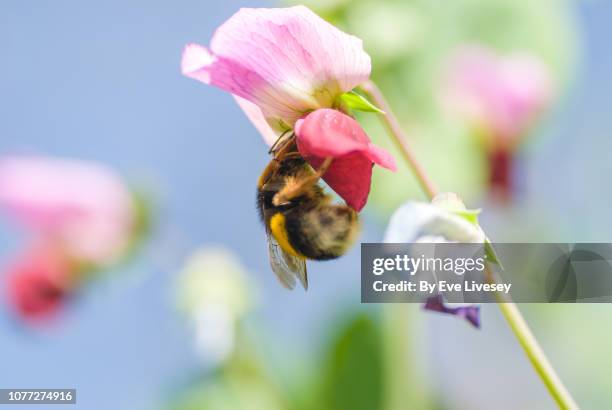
[268,129,292,155]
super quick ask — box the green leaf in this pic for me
[454,208,482,225]
[320,314,384,410]
[340,91,385,114]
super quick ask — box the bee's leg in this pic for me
[273,157,333,205]
[257,159,281,188]
[313,157,333,178]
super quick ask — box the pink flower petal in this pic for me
[182,6,371,127]
[233,95,280,146]
[181,43,215,84]
[0,156,135,266]
[443,45,552,144]
[295,109,396,211]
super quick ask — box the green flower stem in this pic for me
[486,269,579,410]
[359,81,439,200]
[362,79,579,410]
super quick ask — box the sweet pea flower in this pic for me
[441,45,552,200]
[443,45,552,147]
[5,245,75,322]
[0,156,137,267]
[0,156,146,324]
[182,6,396,211]
[384,193,485,327]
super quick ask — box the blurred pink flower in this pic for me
[443,45,552,146]
[442,45,553,201]
[296,109,396,211]
[182,6,395,211]
[0,156,136,267]
[5,246,75,322]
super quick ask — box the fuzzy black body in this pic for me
[257,153,359,261]
[281,203,358,260]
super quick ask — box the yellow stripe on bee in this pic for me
[270,213,302,257]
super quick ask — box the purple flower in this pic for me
[423,295,480,328]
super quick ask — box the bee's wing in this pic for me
[268,234,308,290]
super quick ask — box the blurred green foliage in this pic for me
[320,314,385,410]
[167,312,395,410]
[168,329,288,410]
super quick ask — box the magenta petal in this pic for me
[5,245,74,322]
[295,109,396,211]
[306,153,373,212]
[365,143,397,171]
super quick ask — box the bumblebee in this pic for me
[257,134,359,290]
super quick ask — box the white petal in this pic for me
[384,201,485,243]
